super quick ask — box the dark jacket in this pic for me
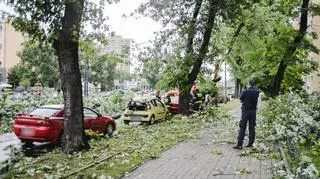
[240,87,259,111]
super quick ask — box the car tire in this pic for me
[124,120,130,125]
[20,140,33,146]
[149,115,155,125]
[104,123,114,137]
[164,112,169,120]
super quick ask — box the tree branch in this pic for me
[188,0,216,84]
[186,0,203,54]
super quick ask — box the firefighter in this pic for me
[164,94,171,106]
[192,89,204,111]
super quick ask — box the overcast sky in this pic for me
[0,1,161,44]
[104,0,161,44]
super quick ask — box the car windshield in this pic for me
[29,108,60,117]
[127,101,148,111]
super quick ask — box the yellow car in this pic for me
[123,97,169,125]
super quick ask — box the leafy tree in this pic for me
[17,42,59,88]
[115,70,133,82]
[137,0,252,114]
[141,59,162,88]
[88,54,120,91]
[271,0,311,96]
[79,40,133,91]
[136,41,170,88]
[7,64,26,88]
[6,0,118,153]
[7,64,37,89]
[219,1,318,96]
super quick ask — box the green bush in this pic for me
[259,92,320,178]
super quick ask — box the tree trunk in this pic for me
[179,0,217,115]
[234,78,241,98]
[271,0,309,97]
[57,0,88,153]
[100,83,106,92]
[178,91,191,115]
[178,0,203,114]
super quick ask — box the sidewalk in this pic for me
[124,102,273,179]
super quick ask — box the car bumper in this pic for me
[13,125,55,143]
[123,115,150,122]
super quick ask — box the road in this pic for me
[0,132,56,164]
[0,133,20,162]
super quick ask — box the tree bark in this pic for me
[179,0,217,114]
[186,0,203,55]
[271,0,309,97]
[100,83,106,92]
[234,78,241,98]
[57,0,89,153]
[178,0,203,115]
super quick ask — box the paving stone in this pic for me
[124,103,272,179]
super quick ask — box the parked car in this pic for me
[123,97,169,125]
[164,91,180,113]
[13,104,117,145]
[0,83,13,92]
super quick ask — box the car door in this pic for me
[83,108,103,132]
[155,99,166,119]
[149,99,159,119]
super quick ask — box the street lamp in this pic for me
[224,61,227,103]
[84,55,89,96]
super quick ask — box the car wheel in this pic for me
[20,140,33,146]
[164,112,169,120]
[124,120,130,125]
[149,115,155,125]
[104,123,114,137]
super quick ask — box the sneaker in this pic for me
[233,145,243,150]
[245,144,253,148]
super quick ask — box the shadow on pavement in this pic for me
[19,142,56,158]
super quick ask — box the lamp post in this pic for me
[224,61,227,103]
[84,56,89,96]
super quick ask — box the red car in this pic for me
[13,104,117,145]
[165,91,180,113]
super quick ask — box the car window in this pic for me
[84,108,97,118]
[155,100,164,107]
[30,108,60,117]
[128,101,148,111]
[150,100,157,107]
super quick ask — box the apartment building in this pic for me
[305,0,320,92]
[0,18,25,82]
[105,34,133,73]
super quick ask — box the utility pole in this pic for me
[224,61,227,103]
[84,56,89,96]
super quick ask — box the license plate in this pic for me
[21,128,35,136]
[131,116,141,122]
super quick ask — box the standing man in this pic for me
[233,80,259,149]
